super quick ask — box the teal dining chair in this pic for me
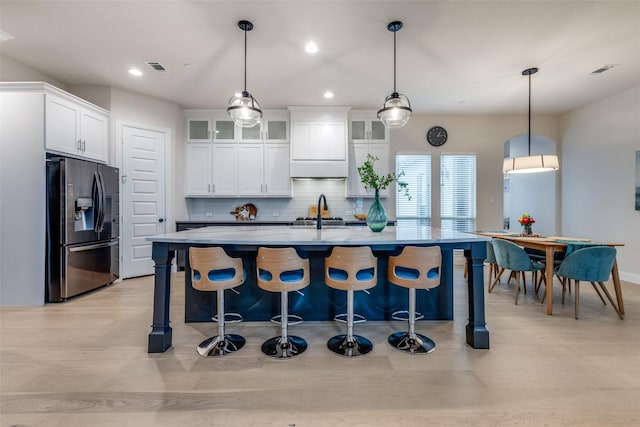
[554,246,622,319]
[491,238,546,305]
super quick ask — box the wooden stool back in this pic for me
[189,247,244,292]
[388,246,441,290]
[256,247,310,293]
[325,246,377,291]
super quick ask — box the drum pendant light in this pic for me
[377,21,412,129]
[503,68,559,174]
[227,20,263,128]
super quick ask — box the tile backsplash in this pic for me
[187,179,376,221]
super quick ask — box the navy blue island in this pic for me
[146,223,490,353]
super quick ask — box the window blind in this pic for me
[440,154,477,231]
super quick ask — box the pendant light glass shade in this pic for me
[228,90,262,128]
[377,21,412,129]
[227,20,263,128]
[378,92,412,129]
[504,68,559,174]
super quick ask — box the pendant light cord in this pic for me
[393,29,397,93]
[528,71,531,156]
[243,28,247,92]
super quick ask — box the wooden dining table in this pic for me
[476,231,625,316]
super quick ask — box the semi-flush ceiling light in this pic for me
[377,21,412,129]
[503,68,559,174]
[227,20,263,128]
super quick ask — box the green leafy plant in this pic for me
[357,153,410,199]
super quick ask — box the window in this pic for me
[440,154,476,231]
[396,154,431,225]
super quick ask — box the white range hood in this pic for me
[288,106,350,178]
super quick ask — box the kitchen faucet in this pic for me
[317,194,328,230]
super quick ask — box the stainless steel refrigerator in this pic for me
[46,156,119,302]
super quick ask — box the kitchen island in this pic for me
[147,223,490,352]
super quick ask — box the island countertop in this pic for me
[148,223,489,246]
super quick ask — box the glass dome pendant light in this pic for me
[503,68,559,174]
[227,20,263,128]
[377,21,412,129]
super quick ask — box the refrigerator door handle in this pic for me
[68,240,119,252]
[97,171,106,232]
[92,171,105,233]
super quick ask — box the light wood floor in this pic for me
[2,268,639,426]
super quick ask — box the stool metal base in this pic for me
[197,334,245,357]
[388,332,435,354]
[261,335,307,358]
[327,334,373,357]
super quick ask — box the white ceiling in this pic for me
[1,0,639,114]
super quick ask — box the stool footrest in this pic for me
[212,312,243,324]
[388,332,435,354]
[391,310,424,321]
[333,312,366,324]
[270,314,303,326]
[197,334,245,357]
[261,335,307,358]
[327,334,373,357]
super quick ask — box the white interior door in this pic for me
[121,125,166,278]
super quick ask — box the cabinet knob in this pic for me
[158,218,165,223]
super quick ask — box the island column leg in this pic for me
[148,242,175,353]
[465,242,490,349]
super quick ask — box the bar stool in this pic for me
[324,246,377,357]
[189,246,245,357]
[387,246,441,354]
[256,247,310,358]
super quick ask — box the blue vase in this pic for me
[366,189,387,232]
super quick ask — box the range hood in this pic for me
[288,106,350,178]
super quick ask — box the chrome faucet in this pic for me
[317,193,328,229]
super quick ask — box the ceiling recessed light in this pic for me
[305,41,319,54]
[128,68,143,77]
[324,91,334,99]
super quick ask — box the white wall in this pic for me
[560,85,640,284]
[0,54,68,89]
[391,114,561,231]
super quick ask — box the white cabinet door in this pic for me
[264,143,291,196]
[369,143,390,197]
[45,94,81,156]
[350,112,388,144]
[80,108,108,162]
[187,117,212,142]
[211,144,238,195]
[185,144,213,196]
[213,114,238,142]
[292,122,346,160]
[347,143,390,197]
[238,144,264,195]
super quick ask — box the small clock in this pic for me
[427,126,448,147]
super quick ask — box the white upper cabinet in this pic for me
[184,109,291,198]
[347,111,390,197]
[45,92,108,162]
[188,109,287,143]
[350,111,389,144]
[186,111,238,142]
[288,106,350,178]
[240,110,288,143]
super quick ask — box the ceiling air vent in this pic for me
[145,61,168,72]
[591,64,616,74]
